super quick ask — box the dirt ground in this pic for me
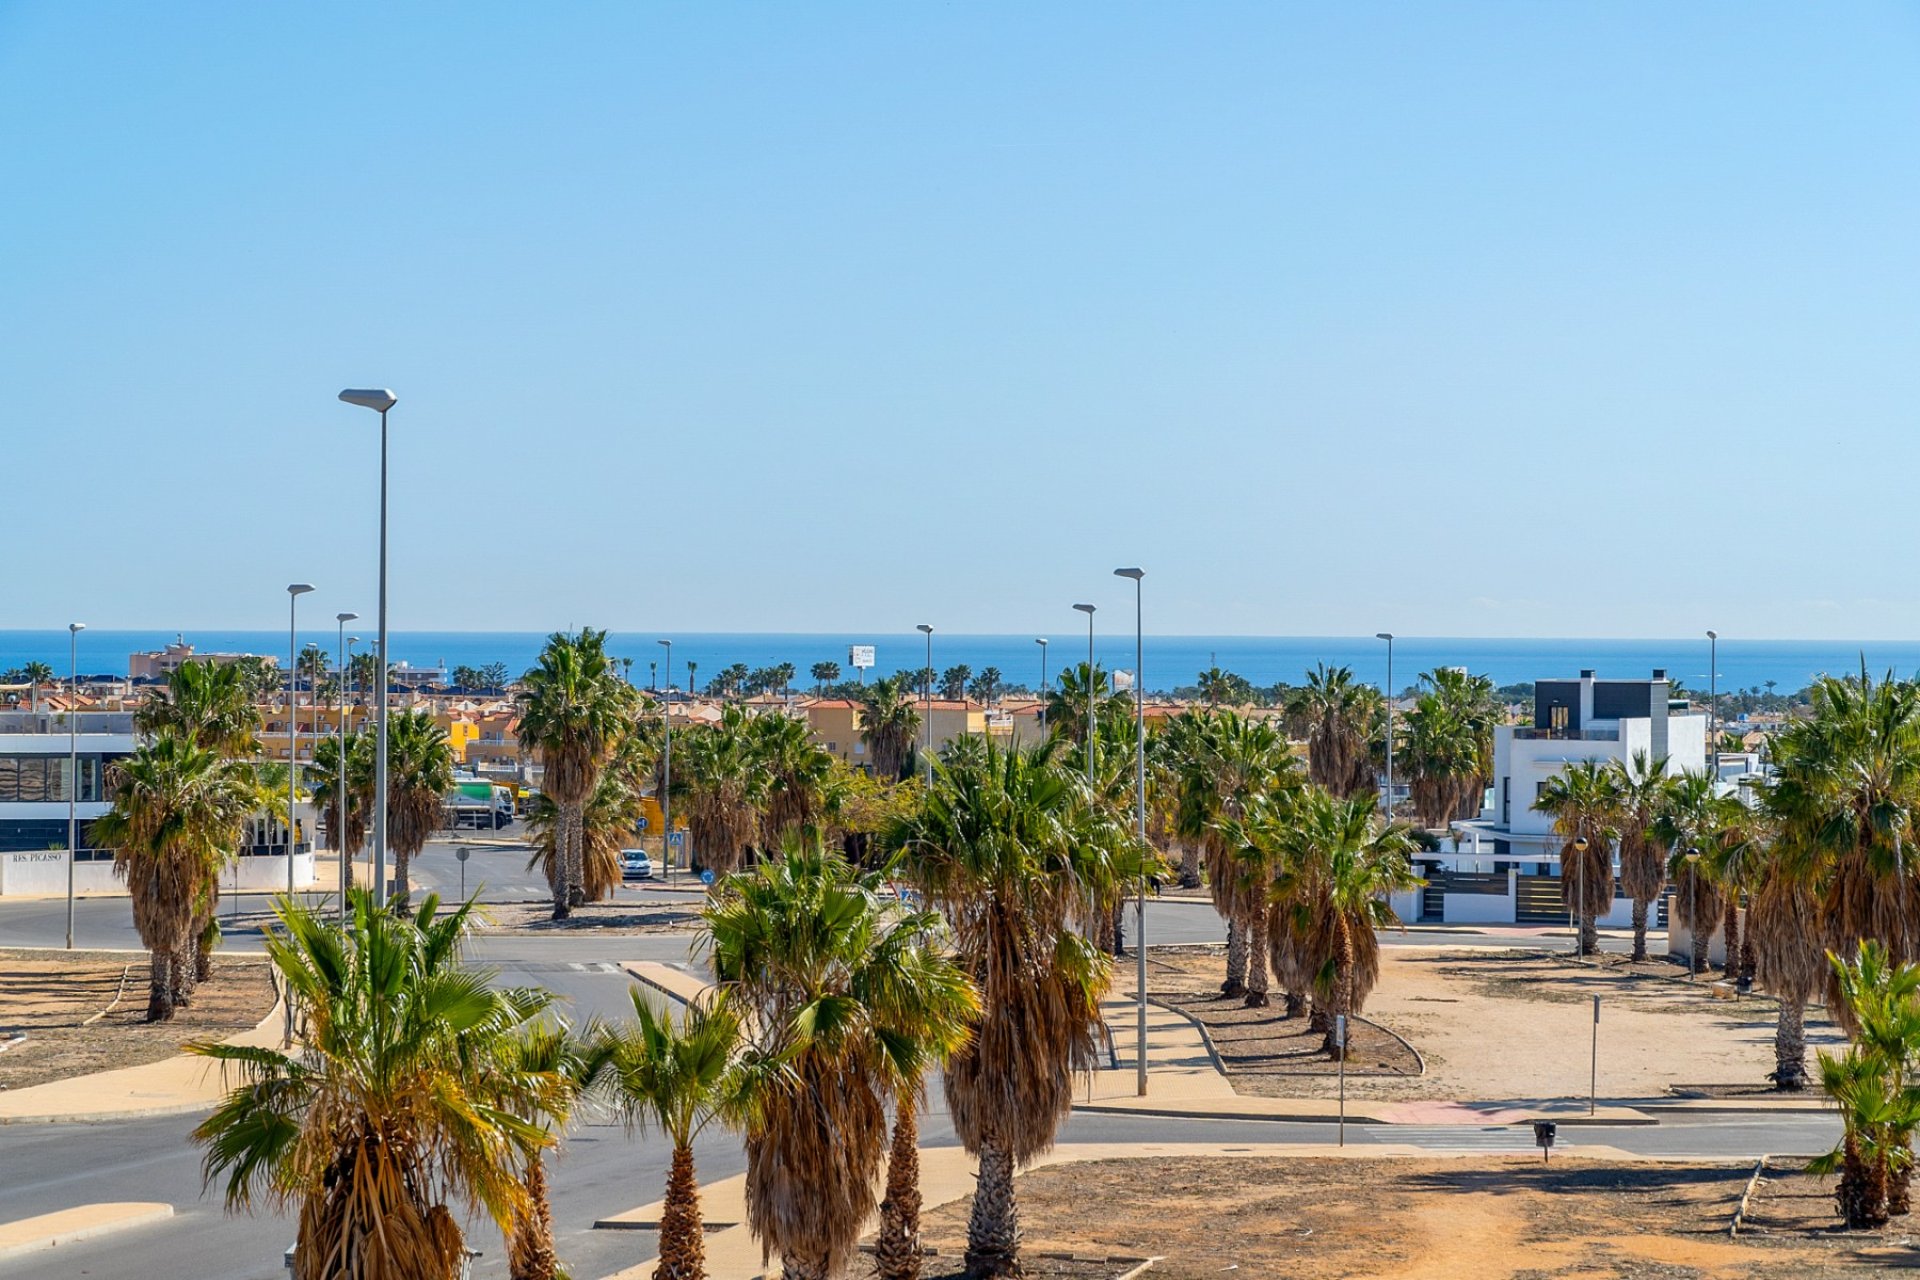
[0,950,275,1091]
[1147,944,1843,1101]
[922,1157,1911,1280]
[1155,985,1421,1091]
[471,900,707,933]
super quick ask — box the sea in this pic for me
[4,630,1919,695]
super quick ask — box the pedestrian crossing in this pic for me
[1365,1125,1563,1152]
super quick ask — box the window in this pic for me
[0,756,108,803]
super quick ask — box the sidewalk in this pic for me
[0,997,286,1124]
[0,1203,173,1263]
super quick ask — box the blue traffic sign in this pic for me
[700,868,716,886]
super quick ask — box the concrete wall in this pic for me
[0,849,315,896]
[1667,909,1732,966]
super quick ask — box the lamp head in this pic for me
[1114,567,1144,581]
[1572,836,1589,853]
[1036,637,1047,646]
[916,623,933,635]
[1073,603,1096,615]
[336,611,358,623]
[657,638,672,649]
[338,388,397,413]
[348,636,361,646]
[288,583,315,597]
[69,622,85,634]
[1376,632,1393,641]
[1706,630,1717,640]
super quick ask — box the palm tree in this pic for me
[675,705,769,875]
[810,661,841,695]
[1609,752,1674,962]
[517,629,639,919]
[1533,759,1621,956]
[888,738,1124,1280]
[939,665,973,702]
[967,667,1003,706]
[858,675,921,781]
[1172,711,1292,999]
[1810,941,1920,1226]
[1286,664,1382,799]
[385,710,455,908]
[499,1024,597,1280]
[1397,694,1482,828]
[526,769,640,903]
[134,660,263,757]
[1269,787,1422,1057]
[1747,832,1824,1090]
[1653,771,1726,976]
[752,711,839,846]
[192,892,569,1280]
[311,731,372,891]
[597,991,769,1280]
[1044,663,1128,746]
[703,838,975,1280]
[92,731,258,1020]
[1763,669,1920,1025]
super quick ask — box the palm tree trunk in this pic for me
[965,1138,1020,1280]
[1178,840,1201,890]
[1111,900,1126,957]
[1721,898,1741,977]
[567,799,587,907]
[1221,919,1246,998]
[876,1097,922,1280]
[1327,919,1355,1059]
[780,1257,828,1280]
[144,947,175,1022]
[1690,926,1708,977]
[1629,899,1649,963]
[1244,907,1271,1008]
[551,804,573,921]
[1773,997,1807,1091]
[1740,930,1757,988]
[171,942,195,1009]
[1579,911,1599,958]
[508,1153,559,1280]
[393,846,412,909]
[653,1143,705,1280]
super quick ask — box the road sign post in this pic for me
[1590,995,1600,1116]
[1336,1014,1348,1147]
[456,845,471,900]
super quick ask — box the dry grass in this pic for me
[0,949,275,1090]
[923,1156,1919,1279]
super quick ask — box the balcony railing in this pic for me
[1512,727,1620,742]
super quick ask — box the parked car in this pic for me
[620,849,653,881]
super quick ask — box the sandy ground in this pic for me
[922,1157,1910,1280]
[0,951,275,1091]
[1149,944,1845,1101]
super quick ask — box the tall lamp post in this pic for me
[916,624,934,785]
[65,621,85,950]
[335,612,358,922]
[1036,638,1049,733]
[1571,834,1590,960]
[1377,632,1395,816]
[1115,568,1148,1097]
[657,639,673,884]
[1072,605,1097,786]
[339,388,396,906]
[1683,848,1702,980]
[287,584,315,897]
[1706,630,1719,780]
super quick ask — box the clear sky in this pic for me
[5,3,1919,638]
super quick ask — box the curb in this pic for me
[1072,1102,1659,1127]
[0,1203,173,1262]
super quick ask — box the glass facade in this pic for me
[0,755,110,803]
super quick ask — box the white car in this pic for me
[620,849,653,881]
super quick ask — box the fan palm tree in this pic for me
[939,665,972,702]
[21,660,53,714]
[1747,831,1825,1090]
[887,738,1125,1280]
[517,629,639,918]
[310,731,372,890]
[1809,941,1920,1226]
[1269,787,1423,1057]
[597,990,772,1280]
[1396,694,1482,828]
[674,705,769,876]
[1533,759,1621,956]
[192,892,568,1280]
[1763,668,1920,1025]
[384,710,455,908]
[1044,663,1131,747]
[1608,752,1674,962]
[498,1024,598,1280]
[1286,664,1381,799]
[858,675,921,781]
[703,838,976,1280]
[1652,771,1726,976]
[92,730,259,1020]
[525,769,640,904]
[752,711,839,846]
[134,660,263,757]
[810,661,841,695]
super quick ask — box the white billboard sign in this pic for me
[849,645,876,670]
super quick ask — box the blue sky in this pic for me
[4,3,1919,637]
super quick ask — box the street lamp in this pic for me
[339,388,396,906]
[287,584,315,898]
[65,622,85,950]
[916,624,934,785]
[1571,835,1590,960]
[335,612,358,923]
[1706,631,1719,780]
[1036,638,1049,734]
[1115,567,1148,1098]
[1683,848,1702,980]
[1072,604,1097,790]
[1377,633,1394,816]
[658,639,674,885]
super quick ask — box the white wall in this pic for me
[1,850,315,896]
[1667,909,1731,966]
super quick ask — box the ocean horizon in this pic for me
[4,629,1919,695]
